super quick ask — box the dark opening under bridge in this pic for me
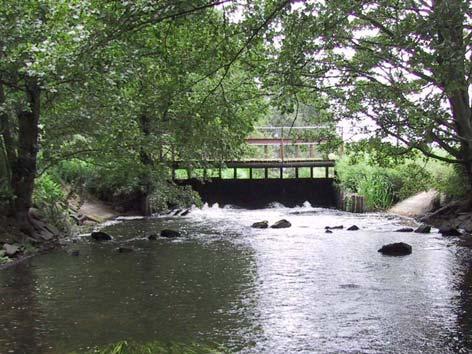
[173,126,344,208]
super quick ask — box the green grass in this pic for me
[71,340,228,354]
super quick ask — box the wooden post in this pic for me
[310,166,314,178]
[218,167,222,179]
[264,145,269,159]
[203,168,207,179]
[280,167,283,179]
[325,166,329,178]
[280,127,284,162]
[186,168,191,179]
[309,144,314,158]
[295,167,299,178]
[264,167,268,179]
[249,168,253,179]
[233,167,237,179]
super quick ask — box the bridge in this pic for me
[173,126,344,208]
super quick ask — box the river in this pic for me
[1,203,472,353]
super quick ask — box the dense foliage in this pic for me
[0,0,470,239]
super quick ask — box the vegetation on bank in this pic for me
[335,147,469,211]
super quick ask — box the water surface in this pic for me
[1,204,472,353]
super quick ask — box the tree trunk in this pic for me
[138,114,153,216]
[10,80,41,236]
[0,82,16,215]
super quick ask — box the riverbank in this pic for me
[0,197,123,269]
[389,190,472,234]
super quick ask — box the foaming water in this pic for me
[0,203,472,353]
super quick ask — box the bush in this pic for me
[430,162,470,199]
[33,174,75,235]
[150,182,202,211]
[336,155,433,211]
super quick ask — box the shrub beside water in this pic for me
[335,156,434,211]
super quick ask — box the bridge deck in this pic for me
[172,159,335,180]
[172,159,334,169]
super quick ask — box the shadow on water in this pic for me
[0,262,46,353]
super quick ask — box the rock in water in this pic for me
[161,229,181,238]
[395,227,414,232]
[439,227,462,236]
[70,250,80,256]
[116,247,133,253]
[325,225,343,230]
[180,209,191,216]
[414,224,431,234]
[270,219,292,229]
[147,233,158,240]
[251,221,269,229]
[347,225,359,231]
[325,229,333,234]
[91,231,112,241]
[3,244,20,257]
[378,242,412,256]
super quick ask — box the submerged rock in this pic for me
[270,219,292,229]
[91,231,112,241]
[414,224,431,234]
[347,225,359,231]
[325,225,343,230]
[161,229,181,238]
[251,221,269,229]
[147,233,158,240]
[439,227,462,237]
[116,247,134,253]
[378,242,412,256]
[3,244,20,257]
[395,227,414,232]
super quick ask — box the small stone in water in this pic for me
[347,225,359,231]
[270,219,291,229]
[395,227,414,232]
[252,221,269,229]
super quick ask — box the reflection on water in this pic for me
[0,203,472,353]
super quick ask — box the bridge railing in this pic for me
[244,125,343,162]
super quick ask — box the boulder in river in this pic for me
[395,227,414,232]
[347,225,359,231]
[3,244,20,257]
[161,229,181,238]
[439,227,462,237]
[414,224,431,234]
[270,219,292,229]
[91,231,112,241]
[325,225,343,230]
[251,221,269,229]
[378,242,412,256]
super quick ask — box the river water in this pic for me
[1,203,472,353]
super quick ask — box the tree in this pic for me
[0,0,252,234]
[265,0,472,187]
